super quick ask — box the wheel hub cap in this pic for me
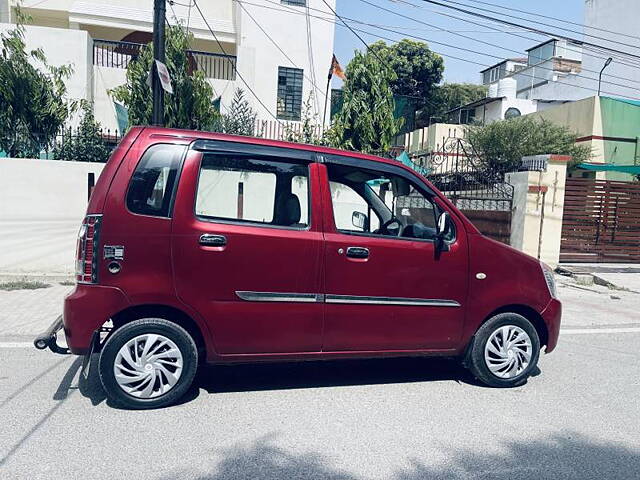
[113,334,183,399]
[484,325,532,379]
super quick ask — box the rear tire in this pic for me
[98,318,198,409]
[466,313,540,388]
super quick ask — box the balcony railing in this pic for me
[93,39,237,81]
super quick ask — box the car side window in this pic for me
[195,154,310,228]
[126,144,186,217]
[327,164,442,241]
[329,181,380,233]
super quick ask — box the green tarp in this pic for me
[396,151,428,176]
[577,163,640,174]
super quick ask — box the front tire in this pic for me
[98,318,198,409]
[467,313,540,388]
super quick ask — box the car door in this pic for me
[171,141,324,355]
[319,156,469,352]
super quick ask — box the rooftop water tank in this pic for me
[497,77,517,99]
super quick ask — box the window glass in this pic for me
[329,181,380,232]
[277,66,304,121]
[196,155,309,228]
[126,144,185,217]
[328,164,443,241]
[281,0,306,5]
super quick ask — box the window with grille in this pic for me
[277,66,304,121]
[281,0,306,6]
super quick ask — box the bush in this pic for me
[53,103,111,162]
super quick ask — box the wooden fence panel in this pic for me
[560,178,640,263]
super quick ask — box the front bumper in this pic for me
[541,298,562,353]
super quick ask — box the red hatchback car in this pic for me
[35,127,561,409]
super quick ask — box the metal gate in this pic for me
[412,137,514,244]
[560,178,640,263]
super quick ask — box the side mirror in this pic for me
[352,211,368,231]
[436,212,451,252]
[437,211,450,237]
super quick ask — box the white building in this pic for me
[0,0,336,133]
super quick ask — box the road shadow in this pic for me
[74,355,542,408]
[154,432,640,480]
[196,355,480,394]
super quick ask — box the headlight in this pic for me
[541,263,557,298]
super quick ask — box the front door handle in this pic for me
[199,234,226,247]
[346,246,369,259]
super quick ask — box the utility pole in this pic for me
[152,0,166,126]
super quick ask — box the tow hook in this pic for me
[33,315,70,355]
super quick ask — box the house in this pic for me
[529,96,640,182]
[0,0,336,132]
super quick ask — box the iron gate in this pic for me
[561,178,640,263]
[411,137,514,244]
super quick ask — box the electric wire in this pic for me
[191,0,284,123]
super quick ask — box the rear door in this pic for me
[319,156,469,352]
[171,141,324,355]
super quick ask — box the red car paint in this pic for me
[63,127,561,361]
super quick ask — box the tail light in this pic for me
[76,215,102,284]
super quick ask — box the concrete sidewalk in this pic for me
[560,263,640,292]
[0,284,72,337]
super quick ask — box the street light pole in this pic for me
[598,57,613,97]
[152,0,166,126]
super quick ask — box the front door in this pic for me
[320,159,468,352]
[172,146,324,355]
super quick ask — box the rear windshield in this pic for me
[126,144,186,217]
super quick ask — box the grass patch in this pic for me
[0,280,51,291]
[59,280,75,286]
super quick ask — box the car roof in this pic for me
[139,126,403,168]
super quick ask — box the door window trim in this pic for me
[323,155,456,244]
[191,149,314,232]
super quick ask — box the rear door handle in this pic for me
[346,246,369,259]
[199,234,226,247]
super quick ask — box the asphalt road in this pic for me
[1,329,639,480]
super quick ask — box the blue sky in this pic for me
[333,0,584,86]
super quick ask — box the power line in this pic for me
[395,0,640,71]
[191,0,283,124]
[455,0,640,45]
[235,0,327,103]
[321,3,640,100]
[360,0,640,93]
[419,0,640,62]
[237,0,640,99]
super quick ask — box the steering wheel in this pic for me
[379,217,402,236]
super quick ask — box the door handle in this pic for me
[346,246,369,259]
[199,234,226,247]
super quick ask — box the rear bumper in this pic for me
[541,298,562,353]
[63,284,129,355]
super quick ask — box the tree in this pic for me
[53,102,111,162]
[221,88,257,136]
[420,82,488,126]
[329,50,402,154]
[368,39,444,114]
[111,23,220,131]
[466,116,592,178]
[0,7,73,157]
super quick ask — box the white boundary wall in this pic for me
[0,158,105,274]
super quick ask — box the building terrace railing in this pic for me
[93,39,236,81]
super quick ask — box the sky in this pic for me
[332,0,584,87]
